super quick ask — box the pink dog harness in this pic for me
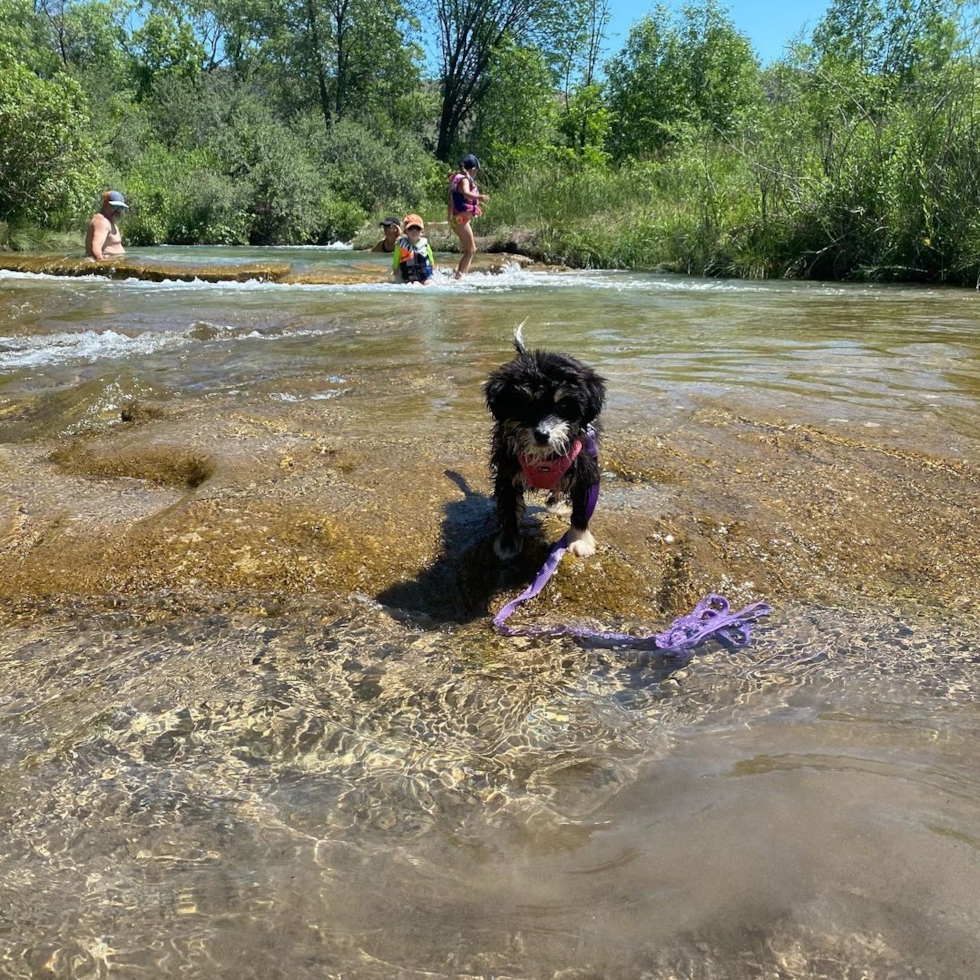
[518,438,582,491]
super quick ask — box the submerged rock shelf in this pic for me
[0,253,294,283]
[0,251,536,284]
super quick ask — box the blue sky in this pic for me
[604,1,832,65]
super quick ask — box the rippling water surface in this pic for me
[3,250,978,446]
[1,249,979,978]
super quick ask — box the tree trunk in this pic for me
[436,86,458,160]
[305,0,332,131]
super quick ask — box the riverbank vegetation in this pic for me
[4,0,980,283]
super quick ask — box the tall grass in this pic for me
[475,97,980,285]
[0,222,82,253]
[478,149,773,275]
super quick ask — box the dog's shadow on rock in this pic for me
[377,473,694,700]
[377,470,557,626]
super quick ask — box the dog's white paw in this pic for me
[566,528,596,558]
[494,533,523,560]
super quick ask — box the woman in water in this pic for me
[448,154,490,278]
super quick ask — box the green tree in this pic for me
[606,1,759,158]
[812,0,958,81]
[559,82,611,160]
[129,5,207,97]
[269,0,420,131]
[470,42,558,172]
[34,0,131,80]
[550,0,611,159]
[433,0,553,159]
[551,0,610,98]
[0,53,97,223]
[326,0,416,122]
[0,0,60,75]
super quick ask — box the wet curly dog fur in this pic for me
[484,325,606,560]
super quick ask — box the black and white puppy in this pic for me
[484,325,606,559]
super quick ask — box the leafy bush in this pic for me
[313,195,368,244]
[122,145,249,245]
[306,117,438,213]
[236,118,331,244]
[0,57,97,224]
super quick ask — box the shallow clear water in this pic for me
[3,253,978,449]
[1,248,979,978]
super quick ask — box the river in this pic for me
[1,247,979,978]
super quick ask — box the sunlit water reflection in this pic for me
[1,249,979,977]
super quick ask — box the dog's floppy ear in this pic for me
[581,370,606,425]
[484,370,508,421]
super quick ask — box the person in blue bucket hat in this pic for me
[86,190,129,261]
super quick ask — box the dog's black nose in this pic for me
[533,428,550,445]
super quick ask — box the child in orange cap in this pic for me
[393,214,436,285]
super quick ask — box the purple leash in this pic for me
[493,428,772,653]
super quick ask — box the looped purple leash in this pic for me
[493,427,772,653]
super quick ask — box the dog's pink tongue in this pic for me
[518,438,583,490]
